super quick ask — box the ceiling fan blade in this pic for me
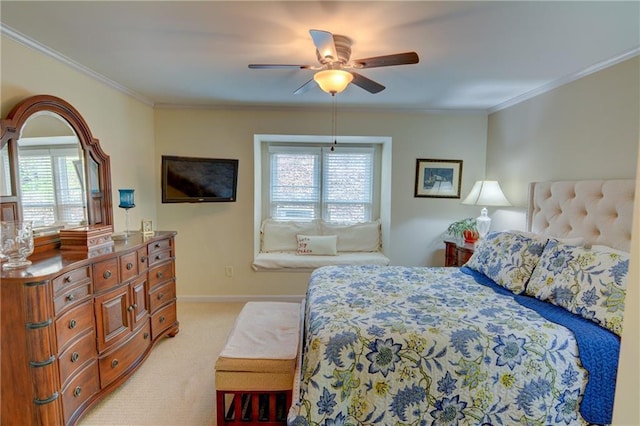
[350,72,385,94]
[353,52,419,68]
[293,79,316,95]
[309,29,338,61]
[248,64,311,69]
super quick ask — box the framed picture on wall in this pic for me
[414,158,463,198]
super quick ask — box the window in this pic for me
[254,134,391,257]
[18,146,85,227]
[269,146,374,223]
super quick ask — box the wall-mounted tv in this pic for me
[161,155,238,203]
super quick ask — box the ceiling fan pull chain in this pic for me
[331,93,337,151]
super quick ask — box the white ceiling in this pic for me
[1,1,639,112]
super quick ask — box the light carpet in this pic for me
[79,302,244,426]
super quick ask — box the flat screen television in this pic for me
[161,155,238,203]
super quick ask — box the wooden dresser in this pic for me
[1,231,179,425]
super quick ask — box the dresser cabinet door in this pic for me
[131,275,149,327]
[95,285,131,353]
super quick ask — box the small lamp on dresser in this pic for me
[461,180,511,238]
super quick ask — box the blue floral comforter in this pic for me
[288,265,616,426]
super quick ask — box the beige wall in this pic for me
[154,108,487,297]
[487,57,639,210]
[1,36,156,230]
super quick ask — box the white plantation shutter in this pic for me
[0,147,11,195]
[18,147,85,227]
[323,147,373,222]
[269,147,321,220]
[269,145,374,223]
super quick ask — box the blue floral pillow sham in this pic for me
[464,231,547,294]
[526,240,628,336]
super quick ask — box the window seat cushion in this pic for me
[252,251,391,271]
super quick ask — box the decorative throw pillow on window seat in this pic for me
[296,235,338,256]
[261,219,320,252]
[320,220,381,252]
[464,230,547,294]
[526,240,629,336]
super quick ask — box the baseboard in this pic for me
[177,294,305,303]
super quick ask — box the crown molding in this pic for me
[1,24,155,107]
[488,46,640,114]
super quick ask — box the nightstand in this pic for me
[444,240,475,266]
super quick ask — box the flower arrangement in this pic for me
[446,218,479,243]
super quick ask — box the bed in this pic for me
[288,179,634,426]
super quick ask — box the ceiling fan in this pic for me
[248,29,419,95]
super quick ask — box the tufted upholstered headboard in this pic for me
[527,179,635,252]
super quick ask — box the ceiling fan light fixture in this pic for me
[314,69,353,94]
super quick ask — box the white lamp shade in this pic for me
[461,181,511,206]
[314,69,353,94]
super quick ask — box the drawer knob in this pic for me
[144,332,150,339]
[141,256,147,263]
[155,255,161,260]
[71,352,80,363]
[157,271,164,279]
[73,386,82,398]
[155,243,160,248]
[126,262,134,270]
[103,270,112,279]
[127,305,134,312]
[111,359,119,368]
[157,293,164,300]
[159,316,166,323]
[65,276,72,283]
[66,293,75,302]
[69,319,77,329]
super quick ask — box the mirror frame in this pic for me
[0,95,113,251]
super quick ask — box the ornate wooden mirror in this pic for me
[0,95,113,251]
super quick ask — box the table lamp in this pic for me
[461,181,511,238]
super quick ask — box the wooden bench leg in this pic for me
[216,390,291,425]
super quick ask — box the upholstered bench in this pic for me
[215,301,301,425]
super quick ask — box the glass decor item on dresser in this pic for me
[118,188,135,239]
[1,220,34,269]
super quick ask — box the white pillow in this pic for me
[296,235,337,256]
[320,221,381,252]
[261,219,320,252]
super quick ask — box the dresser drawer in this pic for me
[151,302,177,340]
[53,266,91,295]
[149,280,176,313]
[58,330,97,387]
[61,361,99,425]
[93,257,119,293]
[148,249,172,267]
[99,320,151,388]
[119,251,139,283]
[148,261,175,288]
[54,281,92,314]
[148,238,172,256]
[56,300,94,351]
